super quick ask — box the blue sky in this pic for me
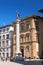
[0,0,43,26]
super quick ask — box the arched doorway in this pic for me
[20,46,24,57]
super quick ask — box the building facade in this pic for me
[13,15,43,59]
[0,25,13,60]
[0,15,43,60]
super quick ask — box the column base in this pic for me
[14,53,24,62]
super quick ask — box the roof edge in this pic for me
[13,14,43,24]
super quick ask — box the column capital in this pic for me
[16,19,21,22]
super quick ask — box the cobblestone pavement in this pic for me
[0,59,43,65]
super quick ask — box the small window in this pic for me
[20,36,23,42]
[7,28,9,31]
[3,28,5,32]
[3,49,5,51]
[36,26,39,31]
[26,34,30,41]
[6,41,8,46]
[27,35,29,41]
[21,25,24,31]
[0,36,1,40]
[3,35,5,39]
[35,21,39,31]
[3,41,5,46]
[35,21,39,25]
[26,24,29,30]
[7,48,8,51]
[3,53,5,57]
[7,53,9,57]
[6,34,9,39]
[21,23,24,31]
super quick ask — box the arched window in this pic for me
[20,36,24,43]
[26,24,29,30]
[20,23,24,32]
[26,21,30,31]
[26,46,29,52]
[26,33,30,42]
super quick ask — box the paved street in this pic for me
[0,60,43,65]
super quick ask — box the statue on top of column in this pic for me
[16,11,20,20]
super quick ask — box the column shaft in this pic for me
[16,21,20,53]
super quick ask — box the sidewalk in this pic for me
[0,60,42,65]
[0,61,23,65]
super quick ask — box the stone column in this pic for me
[16,19,20,54]
[15,19,24,61]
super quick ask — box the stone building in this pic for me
[13,15,43,59]
[0,25,13,60]
[0,15,43,60]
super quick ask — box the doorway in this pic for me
[20,47,24,57]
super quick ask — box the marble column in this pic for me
[15,19,24,61]
[16,19,21,54]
